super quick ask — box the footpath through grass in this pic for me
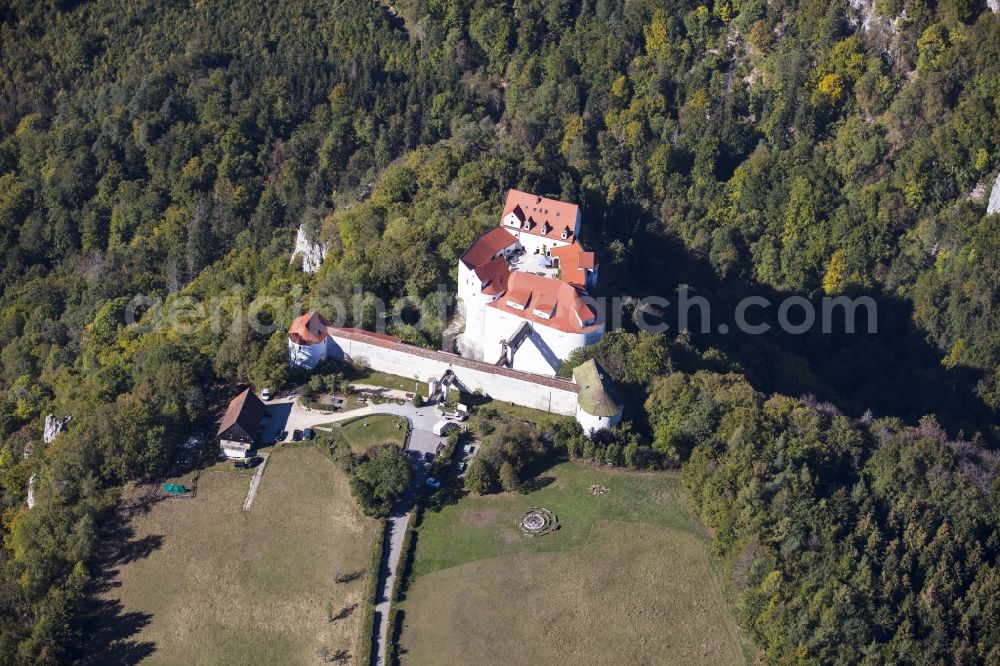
[399,462,746,664]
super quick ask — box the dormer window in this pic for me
[561,227,569,240]
[523,218,532,230]
[540,222,550,235]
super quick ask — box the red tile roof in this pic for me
[460,227,518,269]
[505,284,532,309]
[489,272,599,334]
[550,244,597,288]
[289,311,331,345]
[474,257,510,296]
[336,327,401,343]
[502,189,580,242]
[216,388,266,438]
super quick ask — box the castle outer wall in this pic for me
[325,328,580,416]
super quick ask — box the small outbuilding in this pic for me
[217,388,266,458]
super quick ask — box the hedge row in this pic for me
[355,520,387,666]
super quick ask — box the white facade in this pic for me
[457,244,518,306]
[500,208,581,256]
[458,192,599,378]
[220,439,252,458]
[478,305,603,375]
[575,406,622,435]
[288,339,327,370]
[456,294,488,360]
[288,326,621,434]
[504,227,569,256]
[326,331,582,416]
[288,191,621,434]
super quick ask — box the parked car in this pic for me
[462,444,476,455]
[425,477,441,489]
[276,430,288,442]
[234,456,262,469]
[458,461,468,472]
[292,429,303,441]
[261,388,272,401]
[302,428,315,441]
[424,451,435,463]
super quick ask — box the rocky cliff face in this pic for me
[845,0,879,33]
[844,0,901,56]
[27,474,36,509]
[989,173,1000,215]
[291,225,328,273]
[43,414,71,444]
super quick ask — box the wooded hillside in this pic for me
[0,0,998,662]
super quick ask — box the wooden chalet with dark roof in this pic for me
[217,388,266,458]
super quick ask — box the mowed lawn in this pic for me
[399,463,745,665]
[96,446,377,665]
[328,414,408,453]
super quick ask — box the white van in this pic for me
[432,420,457,436]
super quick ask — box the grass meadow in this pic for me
[91,446,378,665]
[398,462,745,665]
[327,414,408,453]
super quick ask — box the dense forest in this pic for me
[0,0,998,662]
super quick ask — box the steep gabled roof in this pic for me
[502,189,580,242]
[289,311,331,345]
[572,359,620,417]
[461,227,518,269]
[216,388,266,438]
[551,244,598,288]
[475,257,511,295]
[489,271,599,334]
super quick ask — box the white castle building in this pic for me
[286,189,622,433]
[457,189,602,375]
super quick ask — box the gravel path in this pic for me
[370,402,447,665]
[241,451,269,511]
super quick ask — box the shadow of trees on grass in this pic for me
[71,491,165,664]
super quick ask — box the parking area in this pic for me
[253,393,464,489]
[259,396,375,444]
[456,440,479,477]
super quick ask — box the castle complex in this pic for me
[288,189,620,433]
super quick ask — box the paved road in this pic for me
[260,394,448,666]
[368,401,448,666]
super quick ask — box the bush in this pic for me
[499,461,520,493]
[349,445,412,517]
[412,393,424,407]
[356,521,387,666]
[464,457,498,495]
